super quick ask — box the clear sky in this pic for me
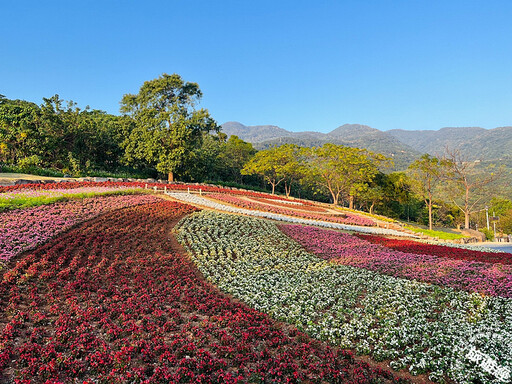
[2,0,512,132]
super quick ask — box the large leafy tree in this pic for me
[303,143,385,207]
[408,154,445,230]
[121,73,218,181]
[219,135,256,184]
[241,144,300,194]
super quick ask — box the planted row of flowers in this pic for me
[168,192,413,237]
[357,234,512,263]
[0,181,294,203]
[247,196,329,212]
[0,186,145,211]
[175,211,512,383]
[0,200,402,383]
[208,193,375,226]
[0,194,160,264]
[280,224,512,297]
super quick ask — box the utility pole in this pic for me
[493,210,496,239]
[486,206,490,230]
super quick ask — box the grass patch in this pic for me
[403,225,469,240]
[0,189,145,212]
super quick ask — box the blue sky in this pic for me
[1,0,512,132]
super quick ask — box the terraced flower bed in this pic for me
[175,211,512,383]
[0,186,144,211]
[247,196,329,212]
[0,200,403,383]
[357,234,512,264]
[208,193,375,226]
[281,224,512,297]
[0,194,159,264]
[169,192,412,237]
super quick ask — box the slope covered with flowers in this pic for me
[0,200,404,383]
[357,234,512,264]
[280,225,512,297]
[175,211,512,383]
[0,194,159,264]
[207,193,375,226]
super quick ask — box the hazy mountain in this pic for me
[220,121,294,142]
[221,122,420,171]
[221,122,512,166]
[387,127,488,156]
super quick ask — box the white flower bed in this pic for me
[175,211,512,383]
[168,192,417,237]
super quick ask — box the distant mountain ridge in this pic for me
[220,122,512,169]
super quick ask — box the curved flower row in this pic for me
[175,211,512,383]
[0,201,401,383]
[0,181,293,203]
[0,194,160,263]
[0,186,141,200]
[247,196,329,212]
[208,193,375,226]
[356,234,512,264]
[168,192,411,237]
[281,225,512,297]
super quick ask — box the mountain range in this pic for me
[220,121,512,170]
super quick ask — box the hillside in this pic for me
[221,122,512,168]
[222,122,420,170]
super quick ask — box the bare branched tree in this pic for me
[443,147,503,229]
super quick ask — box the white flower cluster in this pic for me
[174,211,512,383]
[168,192,417,237]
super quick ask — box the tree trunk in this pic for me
[271,183,275,195]
[369,202,375,215]
[168,172,174,182]
[428,200,433,231]
[284,182,291,197]
[349,195,354,210]
[464,186,470,229]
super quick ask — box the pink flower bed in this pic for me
[280,224,512,297]
[209,194,375,227]
[0,194,160,263]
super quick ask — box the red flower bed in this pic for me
[357,234,512,265]
[0,200,403,383]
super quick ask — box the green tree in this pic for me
[241,145,297,194]
[219,135,256,184]
[0,98,42,164]
[303,144,384,206]
[490,197,512,217]
[408,154,444,230]
[121,73,218,181]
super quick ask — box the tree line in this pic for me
[1,73,511,233]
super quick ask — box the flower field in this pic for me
[168,192,410,237]
[0,200,403,383]
[281,225,512,297]
[2,181,512,383]
[207,193,375,226]
[0,186,145,211]
[0,194,160,265]
[175,211,512,383]
[246,196,329,212]
[357,234,512,264]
